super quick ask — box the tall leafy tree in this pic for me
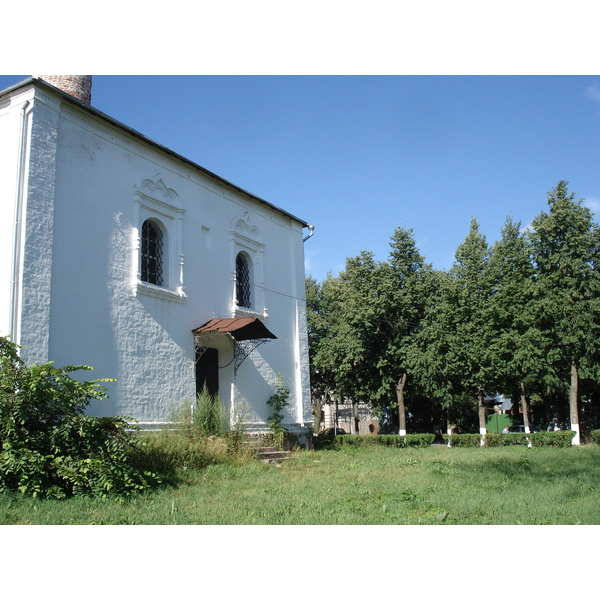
[309,254,384,433]
[450,218,494,439]
[306,272,356,431]
[376,226,430,434]
[529,181,600,444]
[308,228,430,435]
[305,275,331,431]
[407,268,468,434]
[487,216,543,433]
[334,251,384,411]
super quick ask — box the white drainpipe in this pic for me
[303,224,315,242]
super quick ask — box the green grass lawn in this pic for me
[1,444,598,525]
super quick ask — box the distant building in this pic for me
[321,399,380,435]
[0,76,314,444]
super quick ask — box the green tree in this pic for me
[376,226,430,434]
[408,269,449,426]
[450,218,494,441]
[331,251,384,432]
[529,181,600,444]
[487,216,543,433]
[309,228,431,435]
[305,275,331,431]
[308,271,363,431]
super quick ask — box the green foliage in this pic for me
[444,431,576,448]
[590,430,600,444]
[306,182,600,439]
[307,226,431,431]
[168,386,251,459]
[266,374,290,448]
[530,430,576,447]
[443,434,482,447]
[483,433,502,447]
[400,434,435,448]
[529,181,600,430]
[495,433,530,447]
[175,385,228,438]
[332,433,435,448]
[0,336,160,499]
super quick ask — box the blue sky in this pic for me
[3,74,600,282]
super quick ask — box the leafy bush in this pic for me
[334,434,389,447]
[530,430,575,447]
[266,374,290,448]
[0,336,160,499]
[405,434,436,448]
[484,433,502,447]
[443,434,482,447]
[444,430,577,448]
[332,433,434,448]
[493,431,574,447]
[590,430,600,445]
[499,433,531,446]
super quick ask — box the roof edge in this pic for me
[1,77,310,228]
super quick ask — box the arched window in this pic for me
[141,219,164,286]
[236,252,252,309]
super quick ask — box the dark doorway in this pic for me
[196,347,219,397]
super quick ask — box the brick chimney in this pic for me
[38,75,92,104]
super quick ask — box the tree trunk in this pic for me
[312,386,331,433]
[395,372,407,436]
[334,394,339,434]
[570,360,580,445]
[478,388,487,446]
[520,379,531,433]
[352,399,360,434]
[519,379,533,447]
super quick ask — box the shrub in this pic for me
[444,430,577,448]
[500,433,531,446]
[0,336,160,499]
[335,435,386,447]
[588,430,600,445]
[484,433,502,447]
[266,374,290,448]
[530,430,575,447]
[332,433,434,448]
[443,434,482,447]
[405,433,436,448]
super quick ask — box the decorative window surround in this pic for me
[132,178,186,302]
[135,280,186,303]
[230,213,267,318]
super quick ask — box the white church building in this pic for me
[0,76,314,443]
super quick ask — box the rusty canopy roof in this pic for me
[192,317,277,341]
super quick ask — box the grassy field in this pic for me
[1,443,598,525]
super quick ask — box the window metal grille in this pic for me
[141,220,164,286]
[236,253,251,308]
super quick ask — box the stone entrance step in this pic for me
[256,446,291,464]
